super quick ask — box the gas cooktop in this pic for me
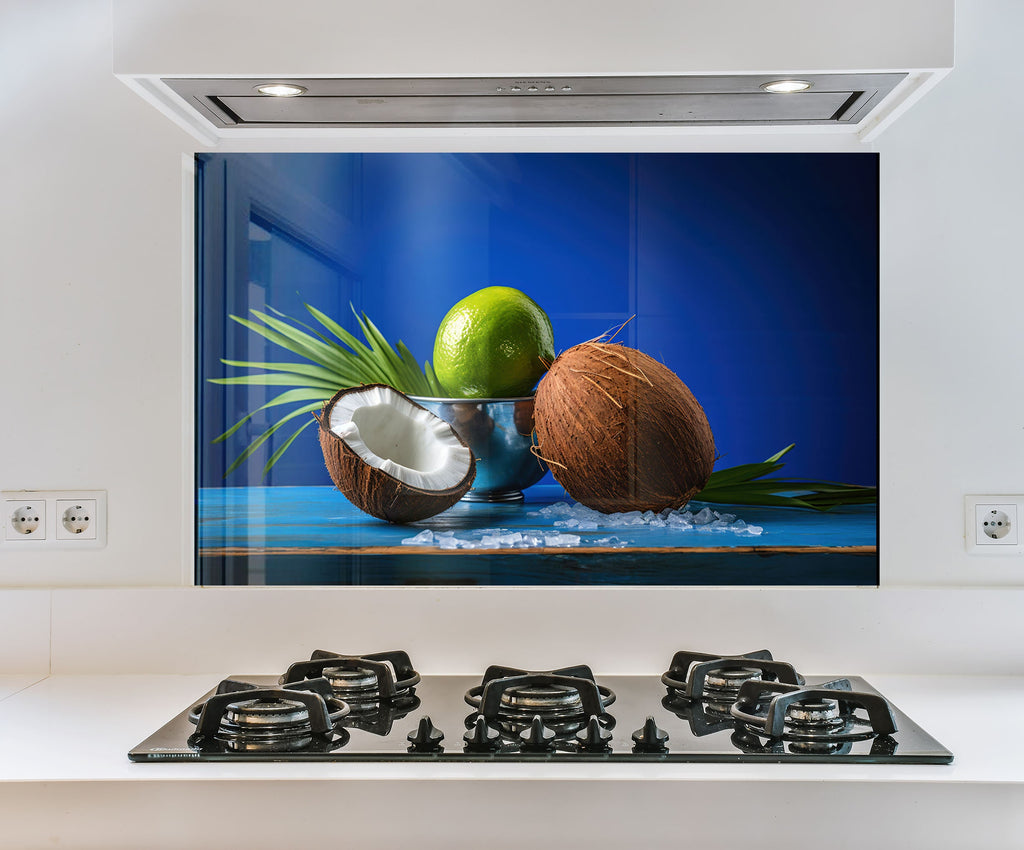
[128,649,953,764]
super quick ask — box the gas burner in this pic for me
[187,677,350,753]
[280,650,421,708]
[786,696,846,735]
[502,682,584,715]
[661,649,804,705]
[730,677,898,744]
[465,665,616,740]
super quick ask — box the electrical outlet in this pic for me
[965,495,1023,555]
[4,500,46,541]
[56,499,98,540]
[977,505,1015,542]
[0,490,106,549]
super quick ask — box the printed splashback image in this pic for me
[196,152,878,586]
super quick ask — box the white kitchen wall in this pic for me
[0,590,49,672]
[1,0,194,587]
[0,0,1022,590]
[44,585,1024,675]
[874,1,1024,585]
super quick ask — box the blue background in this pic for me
[198,153,878,491]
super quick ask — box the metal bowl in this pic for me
[410,396,548,502]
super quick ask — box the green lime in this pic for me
[433,286,555,398]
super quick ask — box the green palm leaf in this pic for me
[220,359,349,385]
[269,304,382,384]
[423,361,446,396]
[262,418,318,476]
[247,311,356,374]
[304,304,376,362]
[213,389,331,444]
[211,301,443,478]
[210,374,341,390]
[223,403,320,478]
[694,445,877,512]
[353,311,406,388]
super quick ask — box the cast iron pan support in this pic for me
[730,679,898,738]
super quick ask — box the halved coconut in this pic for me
[318,384,476,523]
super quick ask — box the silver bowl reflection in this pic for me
[411,396,548,502]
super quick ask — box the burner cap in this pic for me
[703,666,764,693]
[782,698,848,739]
[281,651,420,704]
[465,666,615,732]
[323,666,380,693]
[661,650,804,702]
[786,698,843,728]
[224,697,310,729]
[500,683,583,715]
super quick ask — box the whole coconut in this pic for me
[533,342,715,513]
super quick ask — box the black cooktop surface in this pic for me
[129,671,953,764]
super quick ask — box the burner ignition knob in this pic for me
[463,715,501,752]
[519,715,557,752]
[576,714,613,751]
[631,716,670,753]
[407,716,444,752]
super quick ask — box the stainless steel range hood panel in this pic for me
[216,92,856,127]
[164,74,905,129]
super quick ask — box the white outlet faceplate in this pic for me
[0,490,106,549]
[56,499,98,540]
[965,495,1024,556]
[4,500,46,541]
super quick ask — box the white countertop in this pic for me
[0,673,1022,849]
[0,673,1019,784]
[0,675,46,703]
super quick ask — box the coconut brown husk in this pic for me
[533,342,715,513]
[318,385,476,524]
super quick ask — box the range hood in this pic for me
[113,0,953,145]
[162,74,907,130]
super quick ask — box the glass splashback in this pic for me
[196,153,878,586]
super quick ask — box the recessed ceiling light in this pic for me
[255,83,307,97]
[760,80,813,94]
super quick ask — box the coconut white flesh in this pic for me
[329,386,472,491]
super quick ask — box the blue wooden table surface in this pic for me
[197,485,877,587]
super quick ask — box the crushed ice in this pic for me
[401,503,762,549]
[401,527,588,549]
[526,502,761,537]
